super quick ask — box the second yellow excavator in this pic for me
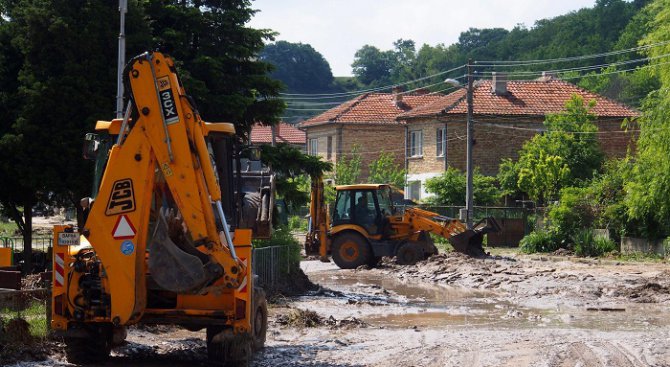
[305,178,500,268]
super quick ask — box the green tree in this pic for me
[367,151,406,188]
[0,0,143,272]
[624,0,670,239]
[141,0,284,138]
[0,0,284,273]
[351,45,394,86]
[260,143,332,207]
[334,146,362,185]
[260,41,334,94]
[500,95,604,204]
[425,167,500,206]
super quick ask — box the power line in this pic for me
[475,40,670,66]
[284,82,464,113]
[476,53,670,78]
[279,64,467,98]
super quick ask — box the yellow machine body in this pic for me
[51,53,265,365]
[305,181,500,268]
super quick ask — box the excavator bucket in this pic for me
[448,230,486,257]
[148,210,209,293]
[448,217,501,257]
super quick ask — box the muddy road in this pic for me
[7,253,670,366]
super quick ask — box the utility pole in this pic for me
[115,0,128,118]
[465,59,474,228]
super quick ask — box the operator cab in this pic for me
[331,184,394,236]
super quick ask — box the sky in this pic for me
[248,0,598,76]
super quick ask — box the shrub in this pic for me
[288,215,308,232]
[547,186,595,241]
[573,229,617,257]
[253,226,302,272]
[519,230,561,253]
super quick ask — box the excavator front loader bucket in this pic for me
[448,217,501,257]
[448,230,486,257]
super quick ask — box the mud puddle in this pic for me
[295,260,670,333]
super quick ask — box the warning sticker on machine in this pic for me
[57,232,80,246]
[157,76,179,125]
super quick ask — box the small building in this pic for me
[250,122,306,151]
[398,74,640,201]
[300,90,444,179]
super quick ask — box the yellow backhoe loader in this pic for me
[305,178,500,268]
[51,51,267,365]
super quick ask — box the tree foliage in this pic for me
[498,95,604,204]
[260,41,334,94]
[624,0,670,239]
[425,167,500,206]
[350,0,646,94]
[260,143,332,207]
[334,146,362,185]
[0,0,284,272]
[367,151,406,189]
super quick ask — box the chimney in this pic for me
[392,86,404,105]
[414,88,429,95]
[539,71,557,81]
[491,72,507,95]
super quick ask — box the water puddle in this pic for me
[296,262,670,332]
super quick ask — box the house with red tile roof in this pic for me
[300,89,444,179]
[250,122,306,151]
[399,74,640,201]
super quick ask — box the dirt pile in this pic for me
[0,316,57,364]
[275,308,368,329]
[268,267,320,298]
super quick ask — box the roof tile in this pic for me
[400,79,639,119]
[251,122,305,145]
[300,92,445,127]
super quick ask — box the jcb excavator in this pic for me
[51,51,267,365]
[305,178,500,269]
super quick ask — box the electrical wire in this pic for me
[475,40,670,66]
[279,65,467,97]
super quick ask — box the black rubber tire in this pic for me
[331,232,372,269]
[395,243,423,265]
[252,287,268,351]
[64,326,112,364]
[207,327,252,367]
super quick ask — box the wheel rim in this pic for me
[339,240,360,262]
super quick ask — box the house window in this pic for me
[409,130,423,157]
[327,136,332,160]
[309,138,318,156]
[408,181,421,201]
[436,127,446,157]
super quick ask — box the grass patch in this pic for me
[0,301,48,339]
[616,252,666,262]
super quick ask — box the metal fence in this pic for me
[252,245,297,289]
[1,237,52,252]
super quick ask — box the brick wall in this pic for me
[304,123,406,182]
[405,115,638,177]
[341,124,405,180]
[406,119,447,175]
[304,124,339,164]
